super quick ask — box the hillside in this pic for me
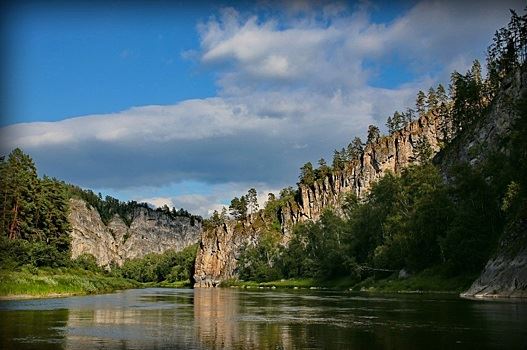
[194,11,527,294]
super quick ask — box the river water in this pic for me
[0,288,526,349]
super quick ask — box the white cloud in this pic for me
[138,196,174,209]
[1,0,524,217]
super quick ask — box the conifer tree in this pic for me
[416,90,426,116]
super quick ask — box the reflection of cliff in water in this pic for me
[1,289,526,349]
[194,288,307,350]
[62,289,196,349]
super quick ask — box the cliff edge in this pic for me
[69,198,201,268]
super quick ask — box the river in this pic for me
[0,288,526,349]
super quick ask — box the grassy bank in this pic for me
[0,266,139,299]
[221,269,476,294]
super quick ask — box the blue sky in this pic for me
[1,0,524,216]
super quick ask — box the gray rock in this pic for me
[69,198,201,268]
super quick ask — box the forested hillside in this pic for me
[195,9,527,294]
[0,148,203,296]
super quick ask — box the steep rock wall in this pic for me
[195,112,446,286]
[69,198,201,267]
[194,213,265,287]
[282,113,444,229]
[459,69,527,298]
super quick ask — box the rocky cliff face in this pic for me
[196,67,527,292]
[69,198,201,267]
[194,213,265,287]
[458,69,527,298]
[282,113,445,230]
[195,112,446,286]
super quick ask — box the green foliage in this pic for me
[487,9,527,88]
[0,150,73,268]
[450,60,488,131]
[66,185,201,227]
[0,267,138,297]
[73,253,103,273]
[247,188,259,214]
[229,196,248,220]
[118,244,198,283]
[299,162,315,186]
[386,111,407,133]
[237,230,283,282]
[367,125,380,144]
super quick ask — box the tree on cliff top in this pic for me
[230,196,248,220]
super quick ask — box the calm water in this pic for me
[0,288,526,349]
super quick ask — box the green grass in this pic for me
[353,270,477,293]
[220,268,476,293]
[147,280,193,288]
[220,278,316,289]
[0,266,139,299]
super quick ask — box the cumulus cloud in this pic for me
[1,0,523,216]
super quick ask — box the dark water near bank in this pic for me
[0,288,526,349]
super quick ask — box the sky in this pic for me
[0,0,524,217]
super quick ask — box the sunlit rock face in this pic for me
[68,198,201,268]
[196,69,527,291]
[195,112,446,287]
[194,213,263,288]
[282,112,445,230]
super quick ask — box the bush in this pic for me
[73,253,102,273]
[29,242,69,268]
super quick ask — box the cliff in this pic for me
[69,198,201,268]
[458,69,527,298]
[196,68,527,292]
[195,111,447,286]
[194,213,265,287]
[282,113,445,230]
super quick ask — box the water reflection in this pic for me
[0,288,526,349]
[0,308,68,350]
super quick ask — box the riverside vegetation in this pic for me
[1,9,526,297]
[0,149,199,298]
[205,9,527,293]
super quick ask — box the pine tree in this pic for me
[347,137,363,160]
[332,150,345,171]
[426,87,438,112]
[0,148,40,240]
[414,137,433,163]
[247,188,259,214]
[316,158,331,178]
[367,125,380,144]
[416,90,426,116]
[299,162,315,185]
[229,196,248,220]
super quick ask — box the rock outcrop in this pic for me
[195,67,527,294]
[69,198,201,267]
[458,69,527,298]
[194,214,265,287]
[195,112,446,286]
[282,113,445,230]
[462,248,527,298]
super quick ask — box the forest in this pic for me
[0,9,525,293]
[0,149,199,288]
[222,10,527,287]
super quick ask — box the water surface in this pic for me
[1,288,526,349]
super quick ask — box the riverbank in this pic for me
[0,266,139,300]
[220,269,477,294]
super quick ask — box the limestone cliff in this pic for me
[457,69,527,298]
[69,198,201,267]
[194,213,265,287]
[195,111,446,286]
[282,112,445,230]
